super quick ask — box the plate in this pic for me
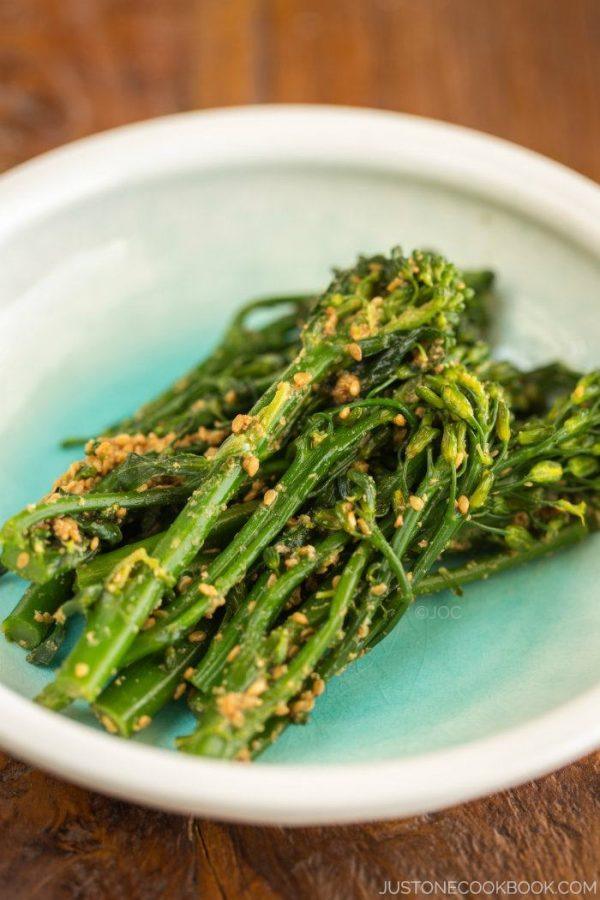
[0,106,599,824]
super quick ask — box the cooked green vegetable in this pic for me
[3,573,74,649]
[1,246,597,760]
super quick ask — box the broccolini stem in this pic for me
[0,484,200,583]
[75,500,258,589]
[178,542,372,758]
[415,521,588,595]
[93,639,208,737]
[2,573,74,649]
[122,409,390,666]
[188,531,349,693]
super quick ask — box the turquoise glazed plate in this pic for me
[0,107,598,824]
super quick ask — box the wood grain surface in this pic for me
[0,1,599,897]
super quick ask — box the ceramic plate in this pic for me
[0,106,599,824]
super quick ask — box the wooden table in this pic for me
[0,2,599,896]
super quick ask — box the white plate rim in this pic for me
[0,105,599,825]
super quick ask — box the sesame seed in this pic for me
[457,495,470,515]
[231,413,253,434]
[312,676,326,696]
[349,321,370,341]
[271,665,287,679]
[133,715,152,732]
[188,630,206,643]
[247,676,268,696]
[356,517,371,536]
[173,682,187,700]
[33,611,53,624]
[293,371,311,388]
[370,583,387,596]
[333,372,361,404]
[178,575,193,593]
[263,488,278,507]
[100,715,118,734]
[242,454,260,477]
